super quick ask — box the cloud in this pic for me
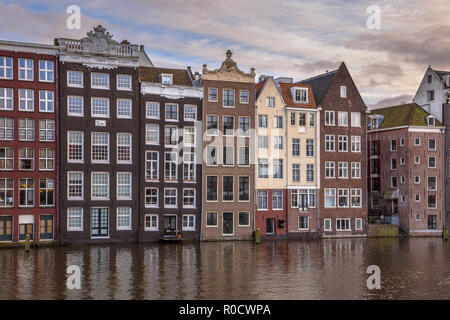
[368,94,413,110]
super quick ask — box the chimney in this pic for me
[194,72,200,81]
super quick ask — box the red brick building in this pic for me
[368,103,445,236]
[0,40,59,243]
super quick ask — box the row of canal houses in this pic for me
[0,26,447,245]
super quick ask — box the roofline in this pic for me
[298,69,337,83]
[368,125,444,133]
[0,39,58,53]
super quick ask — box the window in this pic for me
[428,156,436,168]
[274,116,283,129]
[238,212,249,226]
[223,116,234,136]
[427,90,434,101]
[338,162,348,178]
[39,148,54,170]
[298,216,309,230]
[391,158,397,170]
[392,176,398,188]
[257,190,268,210]
[429,138,436,150]
[351,136,361,152]
[428,195,437,209]
[161,74,173,85]
[274,136,283,149]
[415,194,420,202]
[117,172,132,199]
[67,71,83,87]
[18,58,33,80]
[145,215,158,231]
[145,124,159,145]
[39,90,54,112]
[299,113,306,126]
[325,189,336,207]
[164,126,178,146]
[427,116,435,126]
[0,88,13,110]
[67,208,83,231]
[207,115,218,135]
[338,111,348,126]
[182,215,195,231]
[400,176,406,184]
[39,119,54,141]
[145,151,159,180]
[266,97,275,107]
[428,176,437,191]
[400,157,405,166]
[68,131,83,163]
[427,75,432,83]
[0,56,13,79]
[19,119,34,141]
[0,147,13,170]
[238,146,249,166]
[324,219,332,231]
[19,148,34,170]
[117,74,132,90]
[183,189,196,208]
[165,152,177,181]
[223,89,235,107]
[91,208,109,237]
[306,164,314,182]
[117,99,132,118]
[91,172,109,199]
[351,112,361,127]
[258,158,268,178]
[67,96,83,116]
[325,111,335,125]
[400,138,405,146]
[416,213,421,221]
[325,135,335,151]
[0,179,13,207]
[146,102,160,119]
[206,176,218,201]
[306,139,314,156]
[164,188,177,207]
[390,139,397,152]
[258,135,268,149]
[292,164,300,182]
[290,113,296,126]
[294,88,307,102]
[19,89,34,111]
[338,135,348,152]
[258,115,268,128]
[145,188,158,207]
[414,137,421,146]
[340,86,347,98]
[206,145,218,166]
[183,152,195,181]
[68,172,83,200]
[184,105,197,120]
[117,133,132,163]
[237,176,249,202]
[351,189,362,207]
[0,117,13,140]
[239,117,250,136]
[223,176,234,201]
[117,208,132,230]
[91,132,109,162]
[292,139,300,156]
[240,90,249,104]
[325,162,335,178]
[39,178,54,206]
[19,178,34,207]
[206,212,218,227]
[414,156,420,164]
[91,97,110,117]
[39,60,53,82]
[183,127,195,147]
[351,162,361,179]
[165,104,178,121]
[428,215,437,230]
[272,190,283,209]
[91,73,109,89]
[401,195,406,202]
[208,88,218,102]
[336,218,351,231]
[310,113,315,127]
[273,159,283,179]
[223,146,234,166]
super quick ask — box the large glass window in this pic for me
[0,179,13,207]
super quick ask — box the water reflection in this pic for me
[0,238,448,300]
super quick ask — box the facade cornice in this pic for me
[141,82,203,99]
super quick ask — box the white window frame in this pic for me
[67,96,84,116]
[116,207,132,230]
[182,214,196,231]
[91,132,110,163]
[67,70,83,88]
[91,172,110,200]
[117,98,132,119]
[184,105,197,121]
[0,88,13,111]
[338,111,348,126]
[117,133,132,164]
[18,89,34,112]
[145,124,159,145]
[183,188,196,208]
[325,111,335,126]
[325,188,336,208]
[0,56,13,80]
[145,214,159,231]
[91,97,110,118]
[164,188,178,208]
[145,151,159,181]
[146,102,160,119]
[38,60,54,83]
[116,172,132,200]
[340,86,347,98]
[67,171,84,200]
[351,162,361,179]
[39,90,54,113]
[116,74,132,91]
[67,208,83,231]
[91,72,110,89]
[67,131,84,163]
[18,58,33,81]
[145,187,159,208]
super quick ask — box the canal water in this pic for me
[0,238,449,300]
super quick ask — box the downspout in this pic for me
[442,103,447,235]
[317,107,321,237]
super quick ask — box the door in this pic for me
[0,216,12,241]
[39,215,54,240]
[266,218,275,234]
[164,216,177,236]
[91,208,109,238]
[223,212,234,235]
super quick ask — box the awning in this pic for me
[384,189,399,200]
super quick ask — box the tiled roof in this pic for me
[298,69,337,104]
[278,82,317,109]
[139,66,193,86]
[255,79,266,99]
[369,103,442,129]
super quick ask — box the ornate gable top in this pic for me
[202,49,255,83]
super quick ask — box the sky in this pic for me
[0,0,449,108]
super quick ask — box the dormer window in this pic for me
[292,88,308,103]
[340,86,347,98]
[427,115,435,126]
[370,118,378,130]
[161,73,173,85]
